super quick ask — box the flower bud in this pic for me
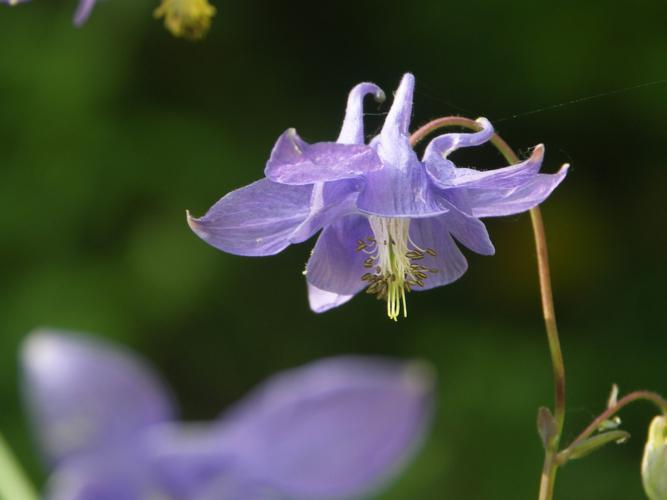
[642,415,667,500]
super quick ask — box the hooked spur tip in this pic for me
[399,72,415,86]
[283,128,305,155]
[526,144,546,163]
[474,116,493,129]
[186,209,200,230]
[374,88,386,103]
[186,210,210,240]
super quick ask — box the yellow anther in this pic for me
[154,0,216,41]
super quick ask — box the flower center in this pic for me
[154,0,216,40]
[356,217,439,321]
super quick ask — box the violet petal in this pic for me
[187,179,312,256]
[358,160,450,218]
[438,205,495,256]
[424,117,494,158]
[288,178,361,244]
[337,82,385,145]
[217,356,435,499]
[264,129,382,186]
[380,73,414,138]
[145,423,237,499]
[469,163,570,217]
[427,143,545,189]
[21,329,174,465]
[73,0,97,26]
[408,216,469,289]
[45,446,155,500]
[358,74,449,217]
[305,215,372,296]
[421,117,494,182]
[307,283,355,314]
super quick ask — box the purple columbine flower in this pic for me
[22,329,434,499]
[72,0,97,26]
[1,0,98,25]
[188,74,568,320]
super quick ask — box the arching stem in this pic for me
[411,116,565,500]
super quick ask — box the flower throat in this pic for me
[356,217,439,321]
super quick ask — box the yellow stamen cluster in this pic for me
[357,217,439,321]
[154,0,216,41]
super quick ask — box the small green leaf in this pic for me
[564,430,630,461]
[537,406,557,449]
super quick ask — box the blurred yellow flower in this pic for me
[154,0,216,40]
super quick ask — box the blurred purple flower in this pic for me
[72,0,97,26]
[188,73,568,320]
[0,0,97,25]
[22,329,434,499]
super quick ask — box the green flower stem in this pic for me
[0,432,38,500]
[558,390,667,463]
[411,117,566,500]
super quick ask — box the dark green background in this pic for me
[1,0,666,498]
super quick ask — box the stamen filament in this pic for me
[354,216,440,320]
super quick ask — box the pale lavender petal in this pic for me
[304,215,372,296]
[307,283,354,314]
[1,0,31,5]
[408,216,469,289]
[421,117,494,182]
[194,478,285,500]
[21,329,174,465]
[427,143,545,189]
[150,427,280,500]
[217,356,435,499]
[187,179,312,257]
[288,178,361,244]
[73,0,97,26]
[144,424,236,499]
[437,186,475,216]
[337,82,385,145]
[438,205,495,256]
[357,162,449,217]
[469,163,570,218]
[45,446,155,500]
[423,117,493,161]
[380,73,414,138]
[49,423,257,500]
[264,129,382,185]
[357,73,449,217]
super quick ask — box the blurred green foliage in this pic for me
[1,0,666,498]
